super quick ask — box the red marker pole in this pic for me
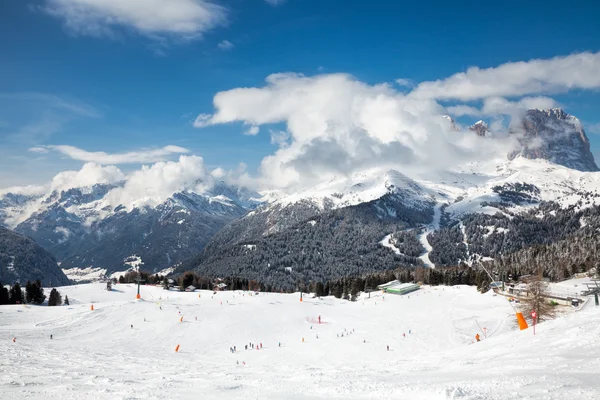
[531,311,537,335]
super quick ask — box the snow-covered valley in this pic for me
[1,283,598,399]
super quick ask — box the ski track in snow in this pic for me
[2,283,598,399]
[379,234,405,256]
[418,203,442,268]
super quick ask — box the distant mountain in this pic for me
[509,108,598,172]
[0,182,260,275]
[0,227,70,286]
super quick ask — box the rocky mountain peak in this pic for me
[509,108,598,172]
[469,120,490,137]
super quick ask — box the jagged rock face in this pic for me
[469,120,490,137]
[0,227,70,286]
[509,109,598,172]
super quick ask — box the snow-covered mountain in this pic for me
[0,181,260,277]
[184,109,600,288]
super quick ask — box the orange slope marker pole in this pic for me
[516,312,528,330]
[180,316,183,322]
[175,344,180,352]
[90,304,94,311]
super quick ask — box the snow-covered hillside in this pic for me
[1,283,598,399]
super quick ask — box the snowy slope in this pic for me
[1,283,598,399]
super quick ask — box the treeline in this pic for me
[116,270,166,285]
[0,279,67,306]
[171,265,493,301]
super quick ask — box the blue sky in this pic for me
[1,0,600,188]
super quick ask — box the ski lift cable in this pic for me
[478,262,517,312]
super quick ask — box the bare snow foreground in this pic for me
[1,284,599,399]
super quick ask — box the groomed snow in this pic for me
[1,283,598,399]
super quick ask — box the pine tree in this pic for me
[350,279,361,301]
[0,282,9,305]
[520,275,557,322]
[48,288,62,306]
[64,295,70,305]
[314,282,325,297]
[9,283,24,304]
[25,280,46,305]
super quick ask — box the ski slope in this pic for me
[1,284,599,399]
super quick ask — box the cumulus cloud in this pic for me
[194,72,509,188]
[49,162,125,191]
[410,52,600,101]
[270,130,290,148]
[102,155,219,210]
[42,0,227,41]
[218,39,234,50]
[244,125,259,135]
[48,144,189,164]
[395,78,414,88]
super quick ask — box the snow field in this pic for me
[1,283,599,399]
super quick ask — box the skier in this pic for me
[387,345,389,351]
[144,317,146,322]
[475,334,481,342]
[278,342,281,347]
[131,324,133,329]
[260,343,262,349]
[50,334,53,340]
[245,345,248,350]
[234,346,237,352]
[316,334,318,339]
[318,315,321,324]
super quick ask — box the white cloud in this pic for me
[270,130,289,148]
[411,52,600,101]
[103,155,209,210]
[395,78,414,88]
[28,147,50,154]
[49,162,125,191]
[48,144,189,164]
[244,125,259,135]
[218,39,234,50]
[42,0,227,41]
[194,72,509,189]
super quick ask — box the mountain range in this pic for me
[0,108,598,287]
